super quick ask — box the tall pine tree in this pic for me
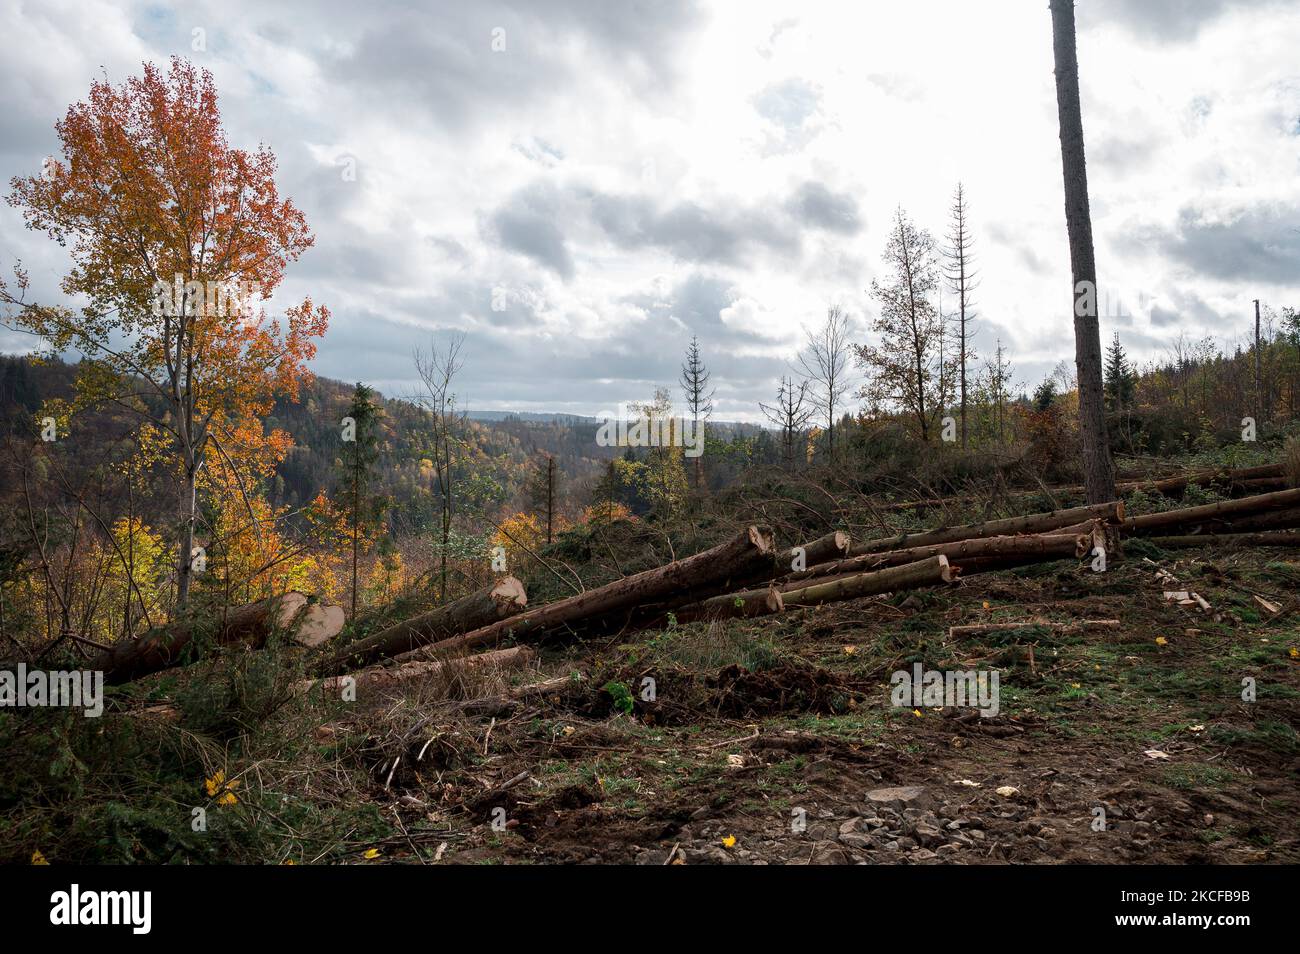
[338,383,386,618]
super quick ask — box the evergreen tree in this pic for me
[1104,333,1136,412]
[524,453,559,544]
[338,382,387,618]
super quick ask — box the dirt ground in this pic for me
[342,543,1300,865]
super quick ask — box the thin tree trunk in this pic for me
[1050,0,1116,504]
[318,578,528,674]
[176,459,198,608]
[851,500,1123,555]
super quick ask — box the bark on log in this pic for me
[780,555,955,607]
[92,592,333,685]
[777,531,851,575]
[413,526,776,657]
[1123,488,1300,535]
[671,586,784,625]
[1160,505,1300,534]
[300,646,534,697]
[316,578,527,675]
[1146,531,1300,549]
[789,530,1090,584]
[851,501,1123,556]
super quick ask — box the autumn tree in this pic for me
[858,208,949,442]
[630,387,688,515]
[1,57,328,608]
[338,383,387,618]
[1049,0,1116,502]
[679,335,715,489]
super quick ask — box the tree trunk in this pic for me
[413,526,775,657]
[671,586,784,625]
[176,460,199,608]
[852,501,1122,555]
[316,577,528,675]
[789,530,1089,584]
[1123,488,1300,535]
[781,555,954,607]
[92,592,328,685]
[1050,0,1116,505]
[301,645,534,697]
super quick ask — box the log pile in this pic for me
[92,472,1300,697]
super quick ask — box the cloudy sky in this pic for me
[1,0,1297,420]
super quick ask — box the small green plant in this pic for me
[603,680,635,715]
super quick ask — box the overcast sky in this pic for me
[2,0,1297,421]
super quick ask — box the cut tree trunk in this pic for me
[780,555,955,606]
[788,529,1091,585]
[316,577,527,675]
[777,531,851,574]
[413,526,776,657]
[850,502,1121,556]
[92,592,339,685]
[1123,488,1300,535]
[300,646,534,697]
[671,586,784,625]
[1186,506,1300,533]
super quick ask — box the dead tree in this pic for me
[1049,0,1117,503]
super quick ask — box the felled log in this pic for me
[315,577,527,675]
[1123,487,1300,535]
[413,526,777,657]
[671,586,784,625]
[776,531,851,575]
[1155,505,1300,535]
[786,529,1090,584]
[851,501,1123,556]
[947,619,1120,639]
[300,646,535,697]
[780,555,955,606]
[877,463,1286,512]
[92,592,343,685]
[1146,531,1300,550]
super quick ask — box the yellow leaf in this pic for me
[363,848,381,859]
[912,709,923,717]
[1289,647,1299,659]
[1155,636,1169,646]
[843,645,857,656]
[981,601,990,610]
[721,834,737,848]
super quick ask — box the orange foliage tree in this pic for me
[2,57,328,607]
